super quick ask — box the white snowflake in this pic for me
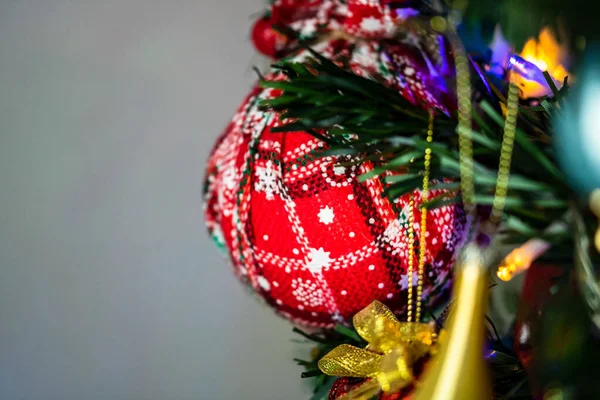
[318,206,335,225]
[360,16,384,33]
[254,160,279,200]
[333,165,346,175]
[398,273,418,290]
[306,247,333,273]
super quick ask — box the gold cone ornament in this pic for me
[318,246,493,400]
[414,244,492,400]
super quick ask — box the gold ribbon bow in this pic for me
[318,301,441,399]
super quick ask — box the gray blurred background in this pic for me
[0,1,312,399]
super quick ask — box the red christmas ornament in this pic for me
[204,39,468,328]
[514,264,564,370]
[251,17,288,58]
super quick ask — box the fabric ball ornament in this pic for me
[204,36,468,327]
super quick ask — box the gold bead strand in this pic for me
[416,112,434,322]
[448,31,475,215]
[406,195,416,323]
[492,79,522,280]
[490,80,519,225]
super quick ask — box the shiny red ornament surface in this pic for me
[251,17,288,58]
[204,39,468,327]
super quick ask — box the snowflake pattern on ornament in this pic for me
[306,247,334,273]
[254,160,279,200]
[318,206,335,225]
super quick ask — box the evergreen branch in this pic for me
[261,46,571,249]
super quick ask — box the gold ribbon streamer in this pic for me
[318,301,440,399]
[318,345,382,378]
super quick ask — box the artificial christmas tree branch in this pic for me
[260,47,571,251]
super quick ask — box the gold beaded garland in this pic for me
[416,113,435,322]
[491,81,519,225]
[451,35,476,214]
[406,195,416,323]
[407,112,434,323]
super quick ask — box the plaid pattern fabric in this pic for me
[268,0,419,41]
[253,0,424,58]
[204,39,469,327]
